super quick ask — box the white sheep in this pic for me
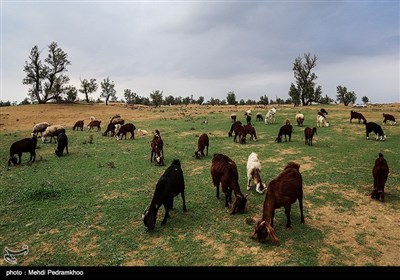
[32,122,50,137]
[265,108,276,125]
[317,115,329,127]
[295,113,304,126]
[42,125,64,143]
[246,152,267,194]
[137,129,148,136]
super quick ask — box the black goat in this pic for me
[275,124,293,143]
[8,136,38,166]
[365,122,385,141]
[55,130,69,157]
[142,159,187,230]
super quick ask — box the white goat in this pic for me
[317,115,329,127]
[32,122,50,137]
[246,152,267,194]
[265,108,276,125]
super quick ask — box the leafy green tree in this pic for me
[23,42,71,103]
[150,90,163,107]
[124,89,140,104]
[65,86,78,102]
[182,97,191,105]
[100,77,117,105]
[226,91,237,105]
[259,95,269,105]
[319,94,334,104]
[336,85,357,106]
[164,95,175,105]
[79,78,98,103]
[197,96,204,105]
[289,52,322,106]
[19,98,31,105]
[362,96,369,104]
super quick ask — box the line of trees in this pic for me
[19,42,369,107]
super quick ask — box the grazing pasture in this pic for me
[0,103,399,266]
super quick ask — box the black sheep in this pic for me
[8,136,38,166]
[142,159,187,230]
[55,130,69,157]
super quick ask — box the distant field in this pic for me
[0,103,399,266]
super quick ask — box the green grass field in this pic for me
[0,104,399,266]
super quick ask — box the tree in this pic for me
[124,89,139,104]
[196,96,204,105]
[259,95,269,105]
[319,94,334,104]
[336,85,357,106]
[182,96,191,105]
[65,86,78,102]
[100,77,117,105]
[19,98,31,105]
[289,52,322,106]
[226,91,237,105]
[362,96,369,104]
[79,78,98,103]
[23,42,71,103]
[150,90,163,107]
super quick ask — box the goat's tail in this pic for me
[378,152,384,158]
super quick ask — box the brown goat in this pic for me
[195,133,209,159]
[304,127,317,146]
[350,110,367,123]
[371,153,389,202]
[243,124,257,142]
[251,162,304,243]
[228,121,242,137]
[116,123,136,140]
[210,153,248,214]
[73,120,84,131]
[151,130,164,166]
[87,120,101,131]
[275,124,293,143]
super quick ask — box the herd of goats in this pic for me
[5,108,396,243]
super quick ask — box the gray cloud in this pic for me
[1,1,399,104]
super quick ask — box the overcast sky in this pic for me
[1,0,399,104]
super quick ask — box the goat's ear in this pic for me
[249,231,257,240]
[266,223,279,243]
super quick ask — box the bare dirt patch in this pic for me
[193,233,226,260]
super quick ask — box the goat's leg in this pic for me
[271,210,275,227]
[284,205,292,228]
[181,190,187,212]
[161,204,169,225]
[299,198,305,224]
[18,153,22,164]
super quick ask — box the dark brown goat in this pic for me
[115,123,136,140]
[102,123,116,136]
[382,113,396,125]
[251,162,304,243]
[243,124,257,142]
[210,153,248,214]
[304,127,317,146]
[228,121,242,137]
[371,153,389,202]
[350,110,367,123]
[233,123,246,144]
[73,120,84,131]
[87,120,102,131]
[195,133,209,159]
[8,136,38,166]
[151,131,165,166]
[275,124,293,143]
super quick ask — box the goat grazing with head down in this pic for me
[8,136,38,166]
[382,113,396,125]
[250,162,304,243]
[195,133,209,159]
[246,152,266,194]
[142,159,187,230]
[210,153,248,214]
[275,124,293,143]
[295,113,304,127]
[371,153,389,202]
[304,127,317,146]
